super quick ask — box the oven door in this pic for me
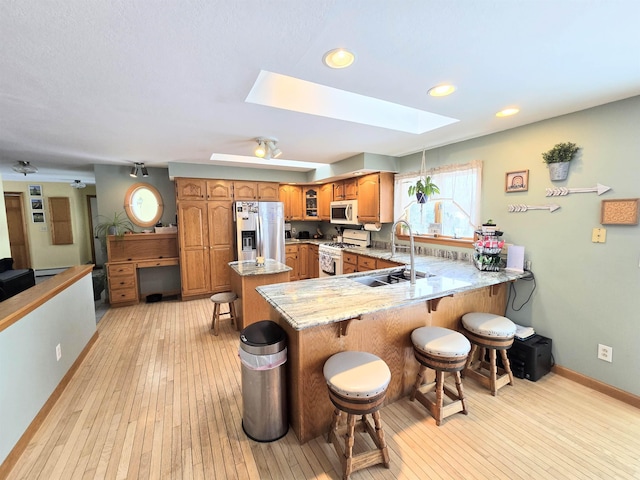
[319,249,340,277]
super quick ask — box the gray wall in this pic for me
[0,273,96,465]
[398,95,640,395]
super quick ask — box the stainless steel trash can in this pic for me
[239,320,288,442]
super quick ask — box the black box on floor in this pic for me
[504,334,552,382]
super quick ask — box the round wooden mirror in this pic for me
[124,183,164,227]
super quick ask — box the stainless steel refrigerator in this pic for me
[234,201,285,263]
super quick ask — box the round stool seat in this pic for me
[412,326,470,358]
[462,312,516,338]
[323,351,391,399]
[211,291,237,304]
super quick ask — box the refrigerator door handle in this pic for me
[256,215,263,257]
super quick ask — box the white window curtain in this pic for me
[393,160,482,238]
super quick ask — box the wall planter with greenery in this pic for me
[542,142,580,181]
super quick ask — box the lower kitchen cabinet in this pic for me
[309,244,319,278]
[343,252,357,274]
[298,244,309,279]
[285,245,300,280]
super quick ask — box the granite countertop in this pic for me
[229,259,292,276]
[256,250,528,331]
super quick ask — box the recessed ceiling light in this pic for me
[496,107,520,117]
[428,84,456,97]
[323,48,355,69]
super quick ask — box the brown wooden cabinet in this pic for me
[343,252,358,274]
[105,233,180,306]
[176,178,207,201]
[309,244,319,278]
[357,172,394,223]
[377,258,404,269]
[234,181,279,200]
[318,183,333,221]
[285,244,299,280]
[357,255,377,271]
[334,178,358,200]
[303,187,319,220]
[279,185,303,221]
[298,244,309,279]
[176,178,236,298]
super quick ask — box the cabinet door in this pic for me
[344,178,358,200]
[176,178,207,201]
[333,182,345,200]
[234,181,258,200]
[257,182,280,200]
[208,200,234,292]
[207,180,233,200]
[285,245,299,280]
[356,173,380,223]
[343,252,358,274]
[303,188,319,220]
[280,185,303,221]
[357,255,377,271]
[178,202,211,295]
[309,244,319,278]
[318,183,333,221]
[298,244,309,279]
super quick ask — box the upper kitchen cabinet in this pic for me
[279,185,303,221]
[207,180,233,200]
[303,187,319,220]
[333,178,358,200]
[176,178,207,201]
[234,181,280,201]
[318,183,333,221]
[357,172,394,223]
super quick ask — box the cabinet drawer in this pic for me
[109,288,138,304]
[285,245,298,254]
[107,263,135,276]
[343,252,358,265]
[136,258,179,268]
[357,256,377,270]
[109,274,136,289]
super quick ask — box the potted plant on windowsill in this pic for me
[408,175,440,204]
[542,142,580,181]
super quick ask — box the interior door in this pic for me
[4,192,31,269]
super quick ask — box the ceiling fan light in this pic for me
[12,161,38,176]
[70,179,86,189]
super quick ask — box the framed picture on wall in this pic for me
[29,184,42,197]
[505,170,529,192]
[32,212,45,223]
[31,198,43,210]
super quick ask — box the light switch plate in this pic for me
[591,228,606,243]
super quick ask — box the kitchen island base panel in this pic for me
[231,270,290,330]
[271,283,508,444]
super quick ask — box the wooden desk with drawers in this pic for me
[105,233,180,306]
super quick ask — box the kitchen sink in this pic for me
[352,269,433,287]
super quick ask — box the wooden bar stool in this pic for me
[410,326,471,425]
[323,351,391,480]
[461,312,516,395]
[210,292,238,335]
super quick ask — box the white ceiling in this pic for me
[1,0,639,184]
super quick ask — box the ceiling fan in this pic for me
[12,161,38,176]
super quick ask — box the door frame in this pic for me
[4,191,32,269]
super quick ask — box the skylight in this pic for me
[246,71,458,134]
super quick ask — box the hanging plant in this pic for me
[407,150,440,203]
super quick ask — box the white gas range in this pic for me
[318,229,371,277]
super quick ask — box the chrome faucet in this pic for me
[391,220,415,284]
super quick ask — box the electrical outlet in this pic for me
[56,344,62,361]
[592,228,606,243]
[597,344,612,363]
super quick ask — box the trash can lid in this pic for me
[240,320,286,353]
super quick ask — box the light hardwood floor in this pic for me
[6,298,640,479]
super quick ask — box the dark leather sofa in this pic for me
[0,257,36,301]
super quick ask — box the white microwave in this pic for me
[330,200,360,225]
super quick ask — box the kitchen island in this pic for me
[257,254,527,443]
[229,259,291,329]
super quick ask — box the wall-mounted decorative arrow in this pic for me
[508,204,561,213]
[545,183,611,197]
